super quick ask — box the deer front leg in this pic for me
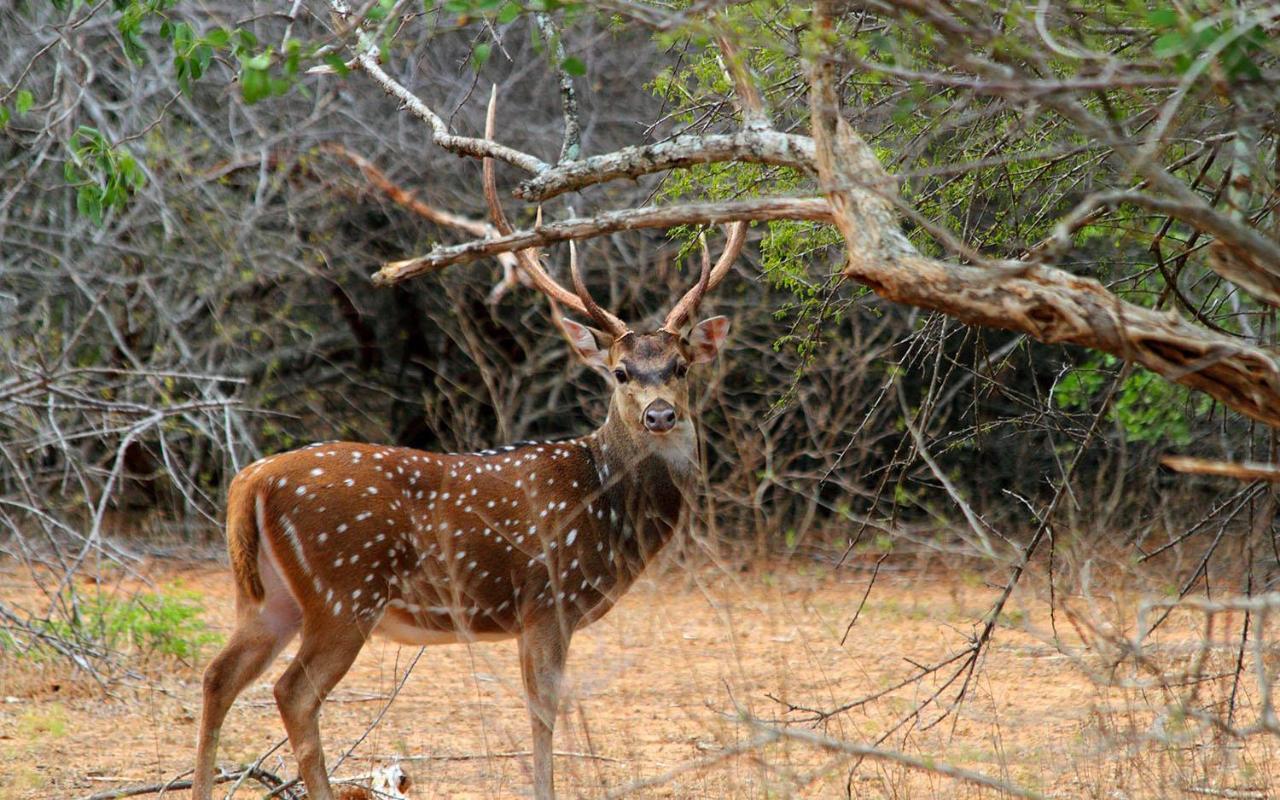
[519,620,571,800]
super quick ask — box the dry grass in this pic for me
[1,555,1278,799]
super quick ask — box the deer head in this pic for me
[554,228,743,468]
[480,92,747,468]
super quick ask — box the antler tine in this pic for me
[663,221,747,332]
[482,85,595,319]
[569,240,630,338]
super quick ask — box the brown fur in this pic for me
[224,476,264,602]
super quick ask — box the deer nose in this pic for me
[643,400,677,433]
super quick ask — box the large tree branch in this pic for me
[372,197,830,286]
[808,8,1280,428]
[512,130,816,201]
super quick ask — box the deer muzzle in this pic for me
[642,399,678,433]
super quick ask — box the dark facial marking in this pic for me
[621,357,680,386]
[615,331,685,387]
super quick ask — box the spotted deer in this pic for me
[193,216,747,800]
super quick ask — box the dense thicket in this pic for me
[2,1,1277,627]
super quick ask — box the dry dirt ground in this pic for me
[2,556,1278,799]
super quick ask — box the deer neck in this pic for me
[584,404,697,562]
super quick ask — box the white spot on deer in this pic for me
[310,468,324,477]
[337,523,348,533]
[334,557,345,567]
[356,511,372,521]
[318,532,328,543]
[366,486,378,495]
[333,601,343,615]
[277,477,288,488]
[566,529,578,546]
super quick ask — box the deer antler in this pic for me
[662,221,747,332]
[483,86,629,338]
[568,240,628,337]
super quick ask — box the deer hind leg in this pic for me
[519,620,572,800]
[272,621,366,800]
[193,586,301,800]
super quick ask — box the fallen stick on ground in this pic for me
[80,766,288,800]
[366,750,623,763]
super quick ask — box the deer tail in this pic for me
[225,477,265,603]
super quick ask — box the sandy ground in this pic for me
[2,555,1278,799]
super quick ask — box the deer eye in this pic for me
[613,368,629,383]
[675,362,688,379]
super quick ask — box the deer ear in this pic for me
[559,317,611,370]
[688,316,730,364]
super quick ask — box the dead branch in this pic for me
[806,15,1280,429]
[317,143,492,236]
[327,0,549,174]
[533,13,582,163]
[80,766,287,800]
[372,197,829,286]
[1162,456,1280,482]
[513,130,815,201]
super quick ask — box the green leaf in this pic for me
[241,67,268,104]
[15,90,33,115]
[1152,31,1187,58]
[472,42,492,70]
[204,27,231,48]
[243,50,272,71]
[561,55,586,76]
[0,106,9,129]
[323,53,350,76]
[497,2,521,24]
[1146,8,1178,29]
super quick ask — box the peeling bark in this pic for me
[807,34,1280,428]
